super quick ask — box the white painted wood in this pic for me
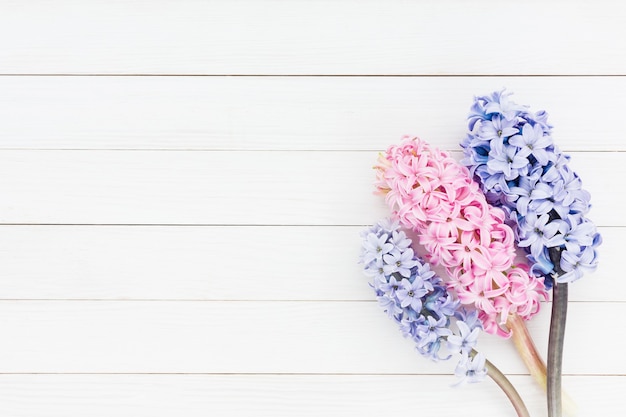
[1,76,624,151]
[0,374,622,417]
[0,1,625,75]
[0,225,618,302]
[0,301,622,375]
[0,150,617,225]
[1,1,621,415]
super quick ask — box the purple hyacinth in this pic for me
[461,90,601,286]
[360,219,484,380]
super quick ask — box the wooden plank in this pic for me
[1,76,624,151]
[0,150,618,226]
[0,374,622,417]
[0,225,618,302]
[0,300,622,375]
[0,1,624,75]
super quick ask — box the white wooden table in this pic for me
[0,1,624,416]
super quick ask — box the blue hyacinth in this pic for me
[461,90,601,287]
[360,219,484,384]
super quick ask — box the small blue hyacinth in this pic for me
[360,219,484,384]
[461,90,601,286]
[454,352,488,386]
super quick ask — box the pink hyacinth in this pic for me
[374,136,548,337]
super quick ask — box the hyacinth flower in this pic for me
[373,136,551,400]
[360,218,530,417]
[462,90,600,417]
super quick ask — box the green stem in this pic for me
[507,313,547,389]
[548,279,568,417]
[481,352,531,417]
[508,311,577,415]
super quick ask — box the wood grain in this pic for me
[0,1,624,75]
[0,225,619,302]
[0,300,621,375]
[1,76,624,151]
[0,374,622,417]
[0,150,617,225]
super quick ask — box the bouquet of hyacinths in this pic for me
[462,90,601,417]
[361,218,530,417]
[371,137,553,407]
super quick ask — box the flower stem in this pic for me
[548,279,568,417]
[507,312,577,415]
[481,352,531,417]
[507,313,547,388]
